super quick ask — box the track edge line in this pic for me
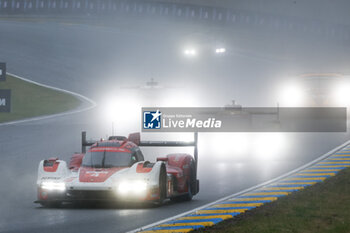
[0,72,97,127]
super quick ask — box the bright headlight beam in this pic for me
[41,181,66,191]
[252,133,286,161]
[215,48,226,54]
[117,182,130,195]
[101,93,141,133]
[278,82,304,107]
[184,49,196,56]
[117,180,148,195]
[332,84,350,107]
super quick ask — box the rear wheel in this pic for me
[170,181,193,202]
[184,160,196,201]
[182,181,193,201]
[170,162,195,202]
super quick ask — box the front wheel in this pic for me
[40,201,62,208]
[154,164,167,205]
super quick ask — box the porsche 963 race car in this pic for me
[35,132,199,207]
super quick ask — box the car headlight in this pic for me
[41,181,66,192]
[332,84,350,107]
[117,180,148,195]
[278,83,305,107]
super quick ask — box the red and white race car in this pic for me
[35,132,199,207]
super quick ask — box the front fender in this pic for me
[37,159,69,186]
[125,161,164,184]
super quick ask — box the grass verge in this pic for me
[194,168,350,233]
[0,74,81,123]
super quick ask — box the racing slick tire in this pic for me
[171,161,195,202]
[183,160,196,201]
[154,163,167,205]
[170,181,193,202]
[182,181,193,201]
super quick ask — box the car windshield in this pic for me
[82,150,135,168]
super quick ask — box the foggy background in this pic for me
[0,1,350,232]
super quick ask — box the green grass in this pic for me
[0,75,81,123]
[195,168,350,233]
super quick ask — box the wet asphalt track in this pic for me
[0,18,350,233]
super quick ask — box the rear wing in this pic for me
[81,131,95,153]
[81,131,198,166]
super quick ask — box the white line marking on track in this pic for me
[0,72,97,127]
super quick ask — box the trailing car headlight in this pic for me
[278,82,305,107]
[41,181,66,192]
[117,180,148,195]
[332,84,350,107]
